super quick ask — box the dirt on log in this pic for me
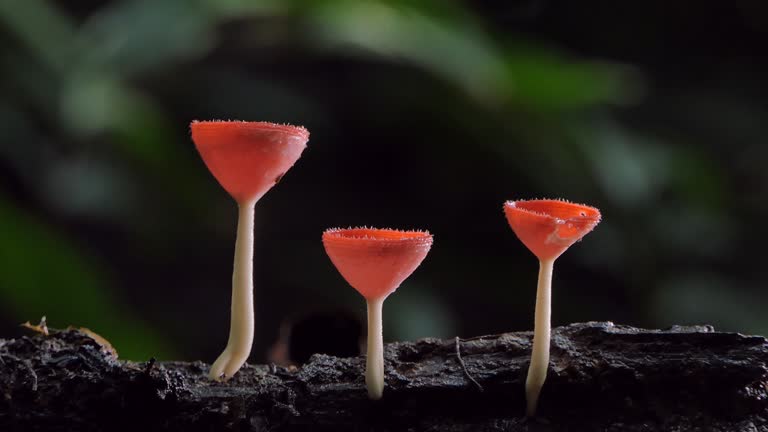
[0,322,767,431]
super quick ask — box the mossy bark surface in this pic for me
[1,322,767,431]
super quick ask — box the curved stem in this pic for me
[366,297,385,400]
[209,200,256,380]
[526,258,554,416]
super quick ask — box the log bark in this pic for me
[1,322,767,431]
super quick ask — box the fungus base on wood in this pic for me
[1,322,767,431]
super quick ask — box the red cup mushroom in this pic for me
[322,227,433,399]
[191,120,309,380]
[503,199,601,416]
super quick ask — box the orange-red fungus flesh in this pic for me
[322,228,433,301]
[191,121,309,203]
[504,199,601,261]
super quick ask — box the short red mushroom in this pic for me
[503,199,601,416]
[191,120,309,380]
[322,227,433,399]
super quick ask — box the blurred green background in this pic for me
[1,0,767,361]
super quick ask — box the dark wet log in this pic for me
[1,322,766,431]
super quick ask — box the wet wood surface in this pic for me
[1,322,766,431]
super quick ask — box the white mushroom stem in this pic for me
[366,297,385,399]
[209,199,256,380]
[526,258,554,416]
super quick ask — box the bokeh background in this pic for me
[1,0,767,361]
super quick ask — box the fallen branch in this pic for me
[1,322,766,431]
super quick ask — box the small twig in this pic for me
[20,316,49,336]
[454,337,483,392]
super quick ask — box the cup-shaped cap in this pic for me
[191,120,309,203]
[504,199,601,261]
[322,228,433,301]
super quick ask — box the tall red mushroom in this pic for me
[503,199,601,416]
[191,120,309,380]
[322,227,433,399]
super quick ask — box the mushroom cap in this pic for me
[322,228,433,301]
[191,120,309,203]
[503,199,601,261]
